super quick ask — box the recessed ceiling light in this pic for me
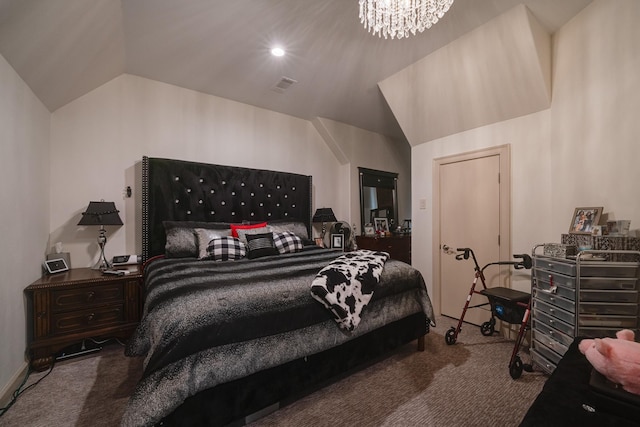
[271,47,285,57]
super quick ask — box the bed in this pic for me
[123,156,435,427]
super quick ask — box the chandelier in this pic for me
[359,0,454,40]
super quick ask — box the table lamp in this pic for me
[312,207,337,243]
[78,200,123,270]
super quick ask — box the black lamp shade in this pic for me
[312,208,336,223]
[78,201,123,226]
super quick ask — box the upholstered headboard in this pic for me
[141,156,313,260]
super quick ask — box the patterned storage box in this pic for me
[543,243,577,258]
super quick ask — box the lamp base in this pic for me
[91,235,111,270]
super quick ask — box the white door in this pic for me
[439,154,502,326]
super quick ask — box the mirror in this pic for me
[359,167,398,235]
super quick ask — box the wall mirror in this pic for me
[359,167,398,234]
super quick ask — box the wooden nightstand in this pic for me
[24,267,143,371]
[356,235,411,264]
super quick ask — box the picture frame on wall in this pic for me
[331,234,344,251]
[374,217,389,234]
[569,207,603,234]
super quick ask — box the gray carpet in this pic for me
[0,317,547,426]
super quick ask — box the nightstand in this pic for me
[24,267,143,371]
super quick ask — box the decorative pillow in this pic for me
[267,220,309,240]
[194,228,233,259]
[236,226,270,244]
[230,222,268,238]
[163,221,230,258]
[245,232,279,259]
[205,236,247,261]
[272,231,304,254]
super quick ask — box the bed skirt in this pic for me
[160,312,427,426]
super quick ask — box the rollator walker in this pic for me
[445,247,534,379]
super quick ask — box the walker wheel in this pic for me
[445,327,457,345]
[510,356,524,379]
[480,321,494,336]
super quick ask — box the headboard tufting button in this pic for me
[175,176,180,181]
[221,201,226,205]
[222,180,226,185]
[211,189,215,194]
[259,184,263,188]
[211,210,215,215]
[187,210,191,215]
[187,188,191,193]
[241,202,245,206]
[175,199,180,204]
[277,185,281,189]
[231,191,236,196]
[199,178,204,183]
[241,183,245,187]
[292,186,296,190]
[198,200,203,204]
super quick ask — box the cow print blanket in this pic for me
[311,249,389,331]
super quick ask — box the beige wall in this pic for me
[410,0,640,298]
[49,74,350,268]
[0,54,50,397]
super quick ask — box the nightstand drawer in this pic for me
[51,304,125,335]
[51,283,124,312]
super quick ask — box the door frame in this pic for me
[432,144,511,316]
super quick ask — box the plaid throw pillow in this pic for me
[272,231,304,254]
[205,236,246,261]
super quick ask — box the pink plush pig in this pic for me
[579,329,640,395]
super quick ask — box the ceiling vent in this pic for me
[272,76,298,93]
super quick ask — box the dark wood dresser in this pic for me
[356,235,411,264]
[24,267,143,371]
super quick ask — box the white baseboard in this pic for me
[0,362,29,409]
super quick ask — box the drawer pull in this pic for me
[87,313,95,322]
[86,291,95,302]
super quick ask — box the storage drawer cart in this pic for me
[530,246,640,374]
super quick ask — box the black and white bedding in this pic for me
[123,246,434,427]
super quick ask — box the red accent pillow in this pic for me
[230,222,268,238]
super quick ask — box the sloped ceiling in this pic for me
[379,5,552,145]
[0,0,593,141]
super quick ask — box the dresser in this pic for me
[356,235,411,264]
[531,247,640,374]
[25,267,143,371]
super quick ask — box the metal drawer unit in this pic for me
[530,246,640,374]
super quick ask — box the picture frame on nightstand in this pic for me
[331,234,344,251]
[43,257,69,274]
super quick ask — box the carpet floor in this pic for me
[0,316,548,426]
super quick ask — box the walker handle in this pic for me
[456,248,471,261]
[513,253,533,270]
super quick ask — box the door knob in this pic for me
[442,245,454,254]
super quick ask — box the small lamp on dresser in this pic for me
[312,207,337,246]
[78,200,123,270]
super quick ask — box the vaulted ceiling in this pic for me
[0,0,593,141]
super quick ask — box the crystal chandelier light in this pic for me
[359,0,454,40]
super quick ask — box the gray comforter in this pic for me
[122,246,434,427]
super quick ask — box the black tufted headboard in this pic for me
[141,156,313,260]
